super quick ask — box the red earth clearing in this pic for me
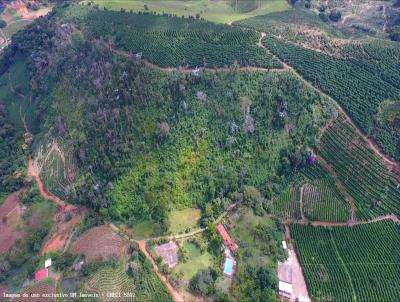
[71,225,130,262]
[0,193,25,254]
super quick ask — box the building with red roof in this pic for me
[217,224,238,253]
[34,268,48,282]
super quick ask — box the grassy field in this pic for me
[231,208,282,267]
[169,208,201,234]
[130,220,158,240]
[174,241,212,280]
[80,0,289,23]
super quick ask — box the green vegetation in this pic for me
[131,220,158,240]
[169,208,201,234]
[75,246,173,301]
[63,6,282,68]
[0,55,34,130]
[80,0,289,24]
[189,268,217,297]
[272,185,301,220]
[262,35,400,159]
[33,136,77,201]
[127,248,173,302]
[320,114,400,220]
[272,162,352,222]
[229,208,285,301]
[291,221,400,302]
[378,100,400,124]
[235,9,342,44]
[0,103,26,196]
[0,187,55,290]
[83,266,136,301]
[0,4,329,232]
[0,3,399,302]
[174,241,212,280]
[302,163,351,222]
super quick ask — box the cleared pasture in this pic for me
[80,0,289,23]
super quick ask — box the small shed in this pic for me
[34,268,48,282]
[45,258,52,268]
[74,258,85,272]
[282,240,287,250]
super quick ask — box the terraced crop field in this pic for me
[273,163,352,222]
[291,221,400,302]
[273,185,301,220]
[319,114,400,220]
[62,6,283,68]
[83,267,136,302]
[83,265,173,302]
[302,164,351,222]
[262,35,400,160]
[33,136,77,201]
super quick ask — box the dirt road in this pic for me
[291,213,400,227]
[137,241,202,302]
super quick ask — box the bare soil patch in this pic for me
[0,193,20,219]
[279,225,310,302]
[41,212,81,256]
[155,241,179,268]
[0,193,25,254]
[71,225,129,262]
[0,224,25,254]
[2,0,52,23]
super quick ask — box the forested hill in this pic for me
[0,3,332,230]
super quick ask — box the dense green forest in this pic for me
[0,5,330,232]
[0,103,26,198]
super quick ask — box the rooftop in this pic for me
[34,268,48,282]
[216,224,238,253]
